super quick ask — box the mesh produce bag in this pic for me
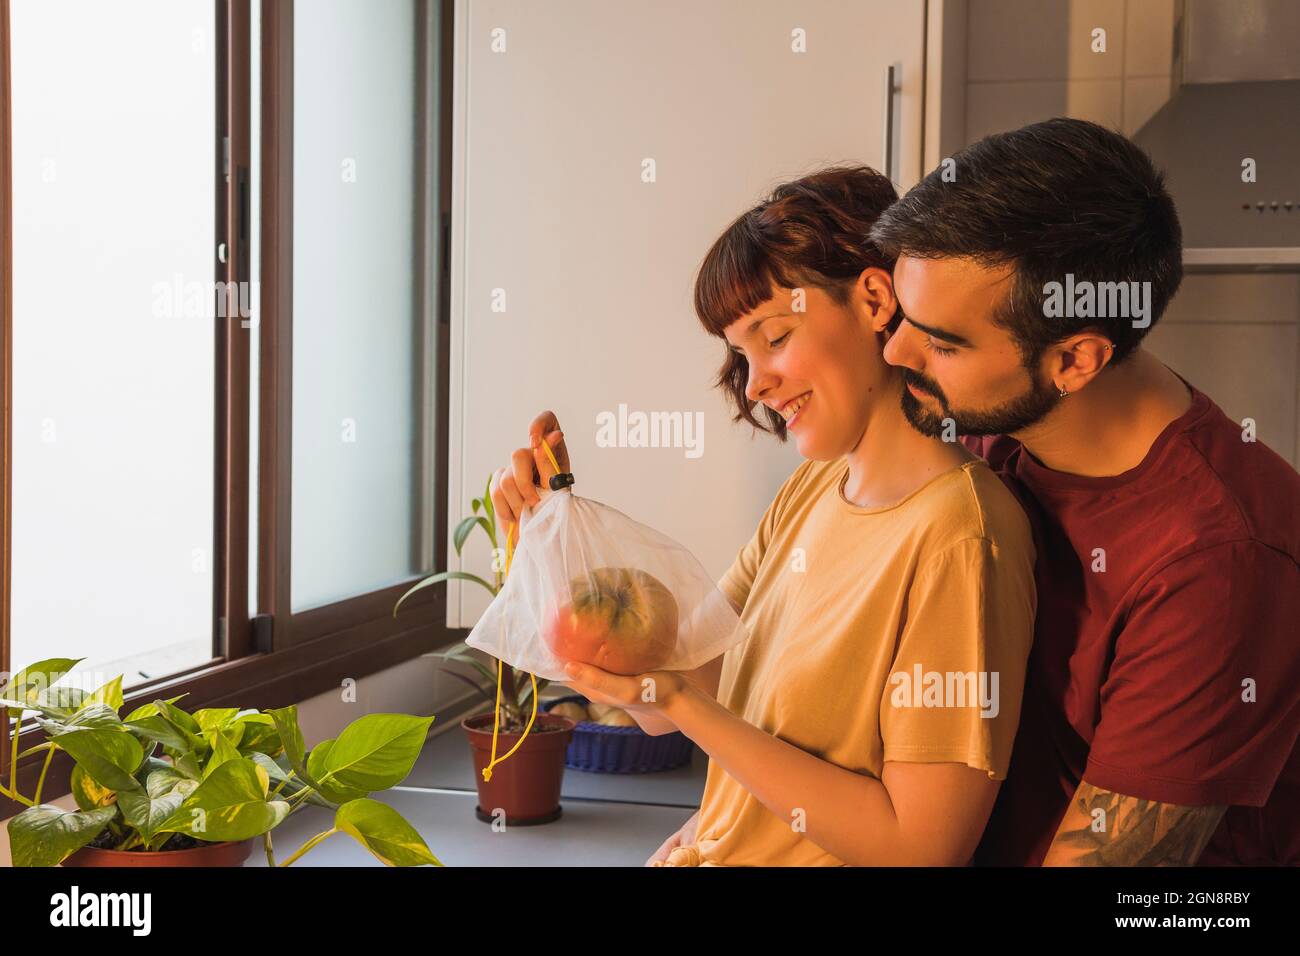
[466,447,748,685]
[463,439,747,780]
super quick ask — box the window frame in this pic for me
[0,0,460,817]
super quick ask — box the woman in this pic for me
[491,166,1036,866]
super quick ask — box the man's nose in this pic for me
[882,321,923,373]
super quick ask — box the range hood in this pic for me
[1130,0,1300,273]
[1133,79,1300,273]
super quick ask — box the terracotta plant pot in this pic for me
[61,838,254,868]
[461,712,576,825]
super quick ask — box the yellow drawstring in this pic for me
[480,435,566,783]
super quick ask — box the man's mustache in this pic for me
[902,369,947,404]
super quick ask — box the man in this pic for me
[869,117,1300,866]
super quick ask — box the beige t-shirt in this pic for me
[660,456,1036,867]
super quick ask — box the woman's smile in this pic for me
[780,391,812,427]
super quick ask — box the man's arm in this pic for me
[1050,543,1300,866]
[1042,779,1226,866]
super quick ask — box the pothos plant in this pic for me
[1,658,441,867]
[395,474,548,733]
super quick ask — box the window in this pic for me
[291,0,431,612]
[9,0,218,689]
[0,0,455,810]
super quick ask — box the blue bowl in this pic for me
[542,695,695,773]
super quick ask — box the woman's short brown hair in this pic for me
[694,164,899,441]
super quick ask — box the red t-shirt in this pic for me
[963,380,1300,866]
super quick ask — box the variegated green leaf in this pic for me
[38,702,122,734]
[265,705,320,790]
[8,804,118,867]
[70,764,117,812]
[122,695,188,722]
[4,698,83,722]
[155,758,290,842]
[173,752,203,780]
[203,730,242,779]
[249,751,291,785]
[143,763,190,798]
[249,752,331,807]
[317,713,434,793]
[155,698,202,736]
[233,714,282,757]
[81,675,124,714]
[124,714,194,753]
[335,798,442,867]
[138,703,207,756]
[37,684,87,714]
[194,707,239,734]
[118,770,199,841]
[0,658,82,707]
[306,740,368,804]
[48,728,144,794]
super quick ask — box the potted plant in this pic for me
[1,658,442,867]
[395,474,575,825]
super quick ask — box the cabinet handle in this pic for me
[882,63,901,183]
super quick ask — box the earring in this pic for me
[1058,385,1069,397]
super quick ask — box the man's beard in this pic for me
[900,367,1061,437]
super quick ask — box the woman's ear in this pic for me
[855,266,898,335]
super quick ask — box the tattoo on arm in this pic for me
[1045,781,1227,866]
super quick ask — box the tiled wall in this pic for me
[965,0,1176,141]
[1145,275,1300,467]
[954,0,1300,468]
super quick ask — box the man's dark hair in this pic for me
[870,118,1182,365]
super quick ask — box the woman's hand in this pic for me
[561,662,694,733]
[490,409,571,540]
[646,810,700,866]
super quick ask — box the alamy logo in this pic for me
[595,404,703,459]
[1042,273,1151,328]
[49,886,151,936]
[888,665,1001,718]
[151,274,259,326]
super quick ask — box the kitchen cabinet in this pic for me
[448,0,926,627]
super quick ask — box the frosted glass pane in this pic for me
[291,0,426,610]
[9,0,217,688]
[250,0,261,616]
